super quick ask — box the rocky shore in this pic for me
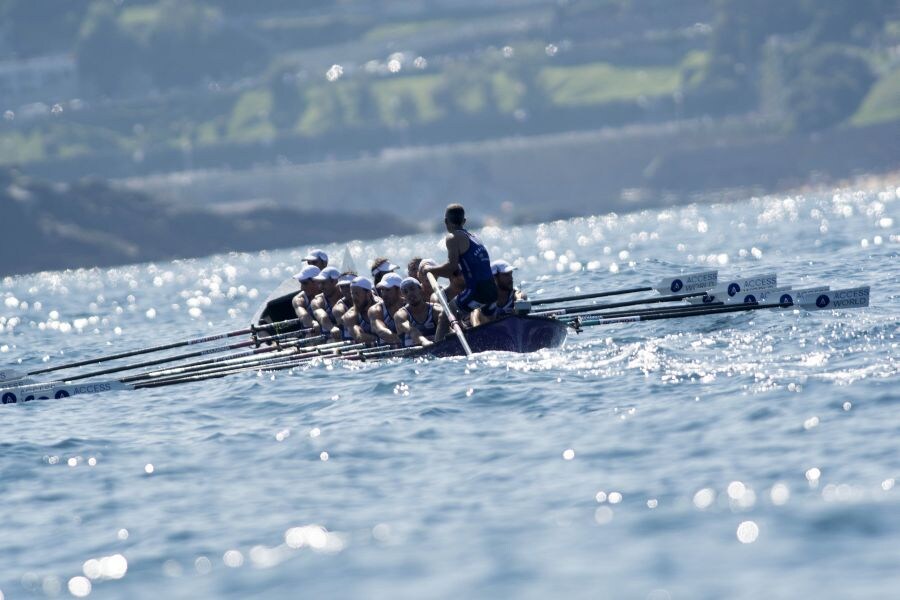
[0,168,416,277]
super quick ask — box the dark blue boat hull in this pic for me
[425,315,567,357]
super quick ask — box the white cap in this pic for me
[351,276,374,291]
[400,276,422,292]
[295,265,325,282]
[377,273,404,289]
[304,249,328,263]
[319,266,341,280]
[491,259,517,275]
[337,273,355,286]
[371,259,398,277]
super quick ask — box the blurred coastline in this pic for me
[2,0,899,275]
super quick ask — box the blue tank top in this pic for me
[496,291,517,316]
[332,298,352,340]
[381,302,397,332]
[457,229,493,288]
[357,310,374,335]
[403,303,436,346]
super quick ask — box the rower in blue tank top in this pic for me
[422,203,498,341]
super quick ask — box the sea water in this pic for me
[0,185,897,599]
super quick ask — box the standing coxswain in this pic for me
[395,277,441,347]
[423,204,498,341]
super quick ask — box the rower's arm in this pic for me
[343,309,376,344]
[313,307,335,332]
[369,305,401,345]
[394,309,417,345]
[428,233,463,278]
[291,292,306,314]
[395,308,430,347]
[292,292,312,319]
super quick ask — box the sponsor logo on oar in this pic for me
[670,279,683,293]
[816,294,830,308]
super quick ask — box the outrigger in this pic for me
[0,269,870,405]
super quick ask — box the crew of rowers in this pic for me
[291,204,526,348]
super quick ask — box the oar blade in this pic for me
[800,287,870,311]
[654,270,718,294]
[2,380,133,405]
[0,369,28,384]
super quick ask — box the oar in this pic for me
[135,340,363,386]
[558,285,825,321]
[43,330,325,384]
[135,342,396,389]
[1,342,364,404]
[534,290,707,317]
[526,270,719,306]
[0,369,30,385]
[121,336,328,382]
[427,272,473,358]
[557,300,726,322]
[22,317,311,376]
[533,272,781,317]
[570,286,870,330]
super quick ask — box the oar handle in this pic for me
[427,273,473,358]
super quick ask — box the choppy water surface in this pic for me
[1,186,898,599]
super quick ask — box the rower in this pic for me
[491,259,527,317]
[310,266,343,336]
[369,273,404,346]
[407,257,423,278]
[440,268,466,303]
[371,257,399,287]
[417,258,437,298]
[341,276,379,346]
[329,272,356,341]
[395,277,442,347]
[291,265,325,332]
[304,249,328,270]
[422,204,498,341]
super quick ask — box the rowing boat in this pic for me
[419,315,568,357]
[252,277,568,356]
[0,269,872,405]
